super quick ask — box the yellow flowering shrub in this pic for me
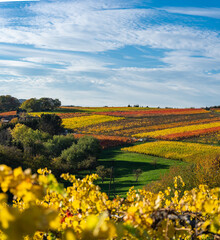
[0,165,219,239]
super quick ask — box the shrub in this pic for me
[0,145,25,168]
[0,129,12,146]
[60,136,101,169]
[24,154,50,172]
[77,156,97,171]
[10,123,50,156]
[43,134,76,157]
[146,156,220,193]
[38,114,64,135]
[60,143,84,168]
[77,135,101,157]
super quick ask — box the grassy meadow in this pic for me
[95,146,186,198]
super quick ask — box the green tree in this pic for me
[60,136,101,169]
[39,98,61,111]
[20,98,41,112]
[77,135,101,157]
[10,123,50,156]
[0,95,20,112]
[38,114,64,135]
[43,134,75,157]
[0,145,25,168]
[60,143,84,168]
[20,98,61,112]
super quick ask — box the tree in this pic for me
[133,168,143,182]
[60,143,83,168]
[77,135,101,157]
[0,95,20,112]
[20,98,61,112]
[38,98,61,111]
[60,136,101,169]
[10,123,50,156]
[77,156,97,172]
[0,145,25,168]
[96,165,111,183]
[38,114,64,135]
[43,134,75,157]
[20,98,41,112]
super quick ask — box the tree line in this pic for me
[0,95,61,112]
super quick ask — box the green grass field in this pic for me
[94,146,187,198]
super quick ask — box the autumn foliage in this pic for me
[73,134,135,149]
[0,165,219,239]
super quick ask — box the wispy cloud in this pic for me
[0,4,218,55]
[0,0,219,106]
[0,0,39,2]
[160,7,220,19]
[0,1,156,52]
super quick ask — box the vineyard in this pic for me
[133,121,220,139]
[24,106,220,191]
[0,0,220,236]
[0,165,219,240]
[122,141,220,162]
[0,106,220,239]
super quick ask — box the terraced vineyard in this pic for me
[25,106,220,156]
[2,106,220,195]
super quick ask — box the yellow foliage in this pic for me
[62,115,124,130]
[134,121,220,138]
[0,165,218,239]
[122,141,220,162]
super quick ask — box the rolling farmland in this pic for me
[22,106,220,153]
[2,106,220,194]
[1,105,220,239]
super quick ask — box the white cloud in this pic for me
[0,1,219,57]
[1,59,219,107]
[0,59,41,68]
[160,7,220,19]
[0,0,39,2]
[0,0,220,107]
[0,1,156,52]
[160,51,220,72]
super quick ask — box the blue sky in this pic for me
[0,0,219,107]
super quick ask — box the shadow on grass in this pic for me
[98,160,169,178]
[98,145,133,160]
[95,146,176,198]
[75,146,183,198]
[96,157,171,198]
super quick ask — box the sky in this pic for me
[0,0,220,107]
